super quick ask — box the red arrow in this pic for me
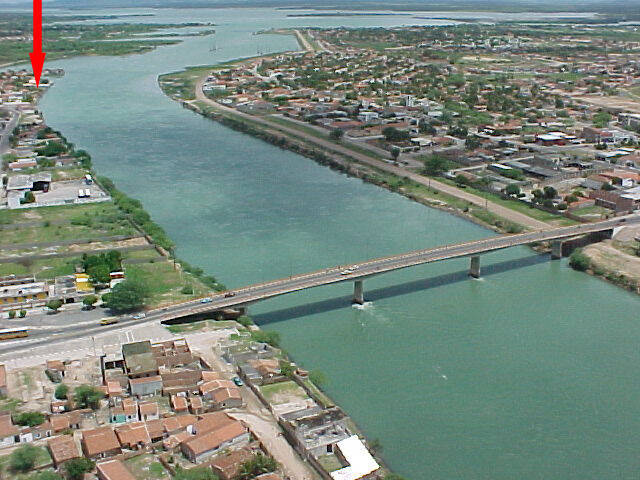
[29,0,46,87]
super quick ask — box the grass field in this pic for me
[126,261,210,307]
[260,380,310,404]
[0,446,52,478]
[125,454,169,480]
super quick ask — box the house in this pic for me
[50,411,82,433]
[209,447,256,480]
[212,387,243,410]
[19,421,52,442]
[0,414,19,447]
[96,459,136,480]
[81,426,122,459]
[110,398,138,423]
[181,413,250,463]
[48,434,80,468]
[0,365,7,397]
[46,360,65,379]
[189,396,204,415]
[122,341,159,379]
[129,375,163,397]
[171,395,189,413]
[329,436,380,480]
[115,421,152,450]
[139,401,159,421]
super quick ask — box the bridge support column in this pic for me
[352,280,365,305]
[469,256,481,279]
[551,240,563,260]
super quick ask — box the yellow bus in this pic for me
[0,328,28,340]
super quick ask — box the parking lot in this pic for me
[33,179,109,206]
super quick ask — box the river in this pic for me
[25,7,640,479]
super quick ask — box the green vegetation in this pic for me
[13,411,45,427]
[260,381,309,403]
[569,249,591,272]
[9,445,41,473]
[250,329,280,347]
[102,279,149,313]
[309,370,328,389]
[45,299,63,312]
[173,466,218,480]
[64,458,95,480]
[30,472,63,480]
[237,454,278,480]
[54,384,69,400]
[73,385,104,410]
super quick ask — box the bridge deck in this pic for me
[150,216,638,322]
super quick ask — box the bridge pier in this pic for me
[469,256,481,279]
[352,280,365,305]
[551,240,563,260]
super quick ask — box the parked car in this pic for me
[232,376,244,386]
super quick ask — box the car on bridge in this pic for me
[224,292,236,298]
[132,313,146,320]
[200,298,213,304]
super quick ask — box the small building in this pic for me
[181,419,250,463]
[48,434,80,469]
[129,375,163,397]
[171,395,189,413]
[110,398,138,423]
[115,421,152,450]
[81,426,122,460]
[139,401,159,421]
[330,435,380,480]
[97,459,136,480]
[0,414,19,447]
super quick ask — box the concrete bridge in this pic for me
[151,215,638,322]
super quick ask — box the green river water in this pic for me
[25,7,640,479]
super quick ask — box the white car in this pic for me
[340,270,352,275]
[132,313,146,320]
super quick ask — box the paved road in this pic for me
[0,108,19,155]
[194,81,550,230]
[3,215,633,355]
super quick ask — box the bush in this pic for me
[8,310,15,319]
[82,295,98,308]
[237,316,254,328]
[250,330,280,347]
[569,249,590,272]
[55,384,69,400]
[18,310,26,318]
[237,454,278,480]
[181,285,194,295]
[14,411,45,427]
[10,444,40,472]
[46,299,63,312]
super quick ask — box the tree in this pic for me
[309,370,328,388]
[382,126,410,142]
[14,411,45,427]
[454,174,470,186]
[55,383,69,400]
[465,136,480,150]
[74,385,104,410]
[237,454,278,480]
[602,183,615,191]
[173,466,217,480]
[505,184,520,197]
[18,309,26,318]
[82,295,98,309]
[423,155,449,176]
[10,444,39,472]
[391,147,400,161]
[46,299,63,312]
[569,249,590,272]
[542,199,555,209]
[565,194,579,204]
[103,279,149,313]
[8,310,15,319]
[329,128,344,141]
[543,186,557,199]
[64,458,95,480]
